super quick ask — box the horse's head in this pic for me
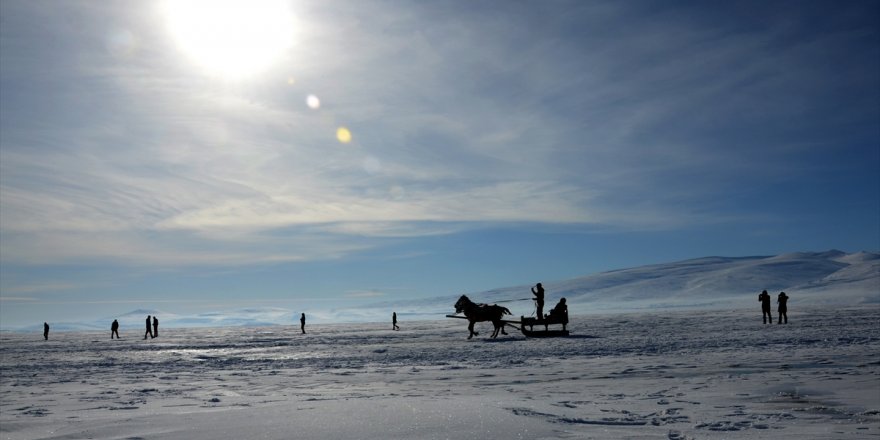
[454,295,470,314]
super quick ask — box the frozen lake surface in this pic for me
[2,307,879,439]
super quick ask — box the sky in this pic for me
[1,0,878,328]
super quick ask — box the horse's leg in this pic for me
[468,320,476,339]
[493,320,505,338]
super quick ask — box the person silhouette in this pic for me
[144,315,152,339]
[111,319,120,339]
[43,322,49,341]
[392,312,399,331]
[777,292,789,324]
[152,316,159,338]
[547,297,569,331]
[531,283,545,319]
[758,290,772,324]
[300,313,306,334]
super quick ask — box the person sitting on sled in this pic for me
[546,298,568,330]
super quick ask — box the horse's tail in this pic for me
[501,306,512,315]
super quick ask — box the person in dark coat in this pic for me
[531,283,545,319]
[777,292,789,324]
[300,313,306,334]
[152,316,159,338]
[43,322,49,340]
[144,315,152,339]
[392,312,399,331]
[111,319,120,339]
[758,290,772,324]
[547,298,569,331]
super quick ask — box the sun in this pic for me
[162,0,296,79]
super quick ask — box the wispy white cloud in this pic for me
[343,290,385,299]
[1,0,877,271]
[0,296,41,302]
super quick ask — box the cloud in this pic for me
[1,0,877,270]
[344,290,386,299]
[0,297,41,302]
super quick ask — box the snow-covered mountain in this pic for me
[372,250,879,318]
[533,249,878,312]
[6,250,877,331]
[11,307,295,333]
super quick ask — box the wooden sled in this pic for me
[445,313,570,338]
[515,313,569,337]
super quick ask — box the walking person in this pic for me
[392,312,399,331]
[144,315,152,339]
[111,319,120,339]
[152,316,159,338]
[531,282,545,319]
[300,313,306,334]
[43,322,49,341]
[759,290,772,324]
[777,292,789,324]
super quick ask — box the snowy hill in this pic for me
[5,251,877,332]
[542,249,879,312]
[374,250,880,319]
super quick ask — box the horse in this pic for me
[454,295,512,339]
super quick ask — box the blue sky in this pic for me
[1,0,878,328]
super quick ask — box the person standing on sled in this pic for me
[531,282,545,319]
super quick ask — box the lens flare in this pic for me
[106,29,138,58]
[306,94,320,109]
[336,127,352,144]
[389,185,405,200]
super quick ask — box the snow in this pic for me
[2,306,878,439]
[365,250,880,322]
[3,250,876,332]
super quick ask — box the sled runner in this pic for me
[514,314,569,337]
[445,309,569,338]
[445,314,570,337]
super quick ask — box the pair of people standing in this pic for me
[759,290,789,324]
[144,315,159,339]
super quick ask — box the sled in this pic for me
[445,313,570,338]
[512,314,570,337]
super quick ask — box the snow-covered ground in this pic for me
[2,306,878,439]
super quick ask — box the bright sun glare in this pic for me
[163,0,295,79]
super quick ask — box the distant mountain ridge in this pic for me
[378,250,879,317]
[5,250,877,332]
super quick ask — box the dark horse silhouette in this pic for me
[454,295,512,339]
